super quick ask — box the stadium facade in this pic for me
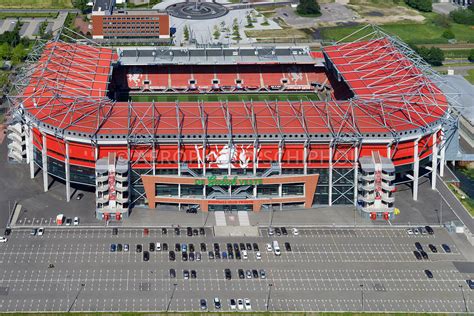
[6,27,460,221]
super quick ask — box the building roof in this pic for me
[14,33,450,141]
[93,0,115,13]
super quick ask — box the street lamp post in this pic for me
[166,283,178,312]
[360,284,364,311]
[266,283,273,311]
[459,284,468,313]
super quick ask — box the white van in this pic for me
[272,241,281,256]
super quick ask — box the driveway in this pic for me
[275,3,357,28]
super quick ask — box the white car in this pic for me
[242,250,248,260]
[268,228,274,236]
[155,242,161,251]
[266,243,272,252]
[413,228,419,235]
[73,217,79,226]
[237,299,244,310]
[244,298,251,310]
[37,227,44,236]
[406,228,413,235]
[0,236,7,243]
[292,228,299,235]
[255,251,261,260]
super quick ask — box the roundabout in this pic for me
[166,1,229,20]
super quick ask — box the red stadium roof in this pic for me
[16,36,448,138]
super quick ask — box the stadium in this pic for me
[6,26,460,221]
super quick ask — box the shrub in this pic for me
[432,14,451,28]
[468,49,474,62]
[412,44,445,66]
[297,0,321,16]
[450,8,474,25]
[442,29,455,40]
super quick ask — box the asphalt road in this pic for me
[0,226,472,312]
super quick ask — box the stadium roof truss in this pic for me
[6,26,464,206]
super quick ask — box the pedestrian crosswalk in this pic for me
[238,211,250,226]
[214,211,226,226]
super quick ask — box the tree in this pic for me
[412,44,445,66]
[183,25,190,41]
[450,7,474,25]
[73,0,89,14]
[468,49,474,62]
[405,0,432,13]
[11,43,28,66]
[213,25,221,40]
[0,43,12,60]
[232,18,241,40]
[297,0,321,16]
[246,14,253,28]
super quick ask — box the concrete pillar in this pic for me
[328,145,333,206]
[41,134,48,192]
[440,130,446,177]
[27,126,35,179]
[303,144,308,175]
[65,141,71,202]
[253,143,257,197]
[413,139,419,201]
[431,132,438,190]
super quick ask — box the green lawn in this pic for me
[449,184,474,217]
[0,12,58,19]
[442,49,473,59]
[0,0,72,9]
[126,93,319,103]
[321,22,474,44]
[465,69,474,84]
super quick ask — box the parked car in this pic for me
[200,299,207,310]
[162,243,168,251]
[246,270,252,279]
[123,244,129,252]
[30,228,37,236]
[200,243,207,252]
[285,242,292,251]
[0,236,7,243]
[214,297,221,309]
[189,243,195,252]
[149,242,155,252]
[169,269,176,278]
[4,228,11,236]
[224,268,232,280]
[266,243,273,252]
[252,269,259,278]
[136,244,142,253]
[117,244,122,252]
[292,228,299,236]
[112,228,118,235]
[424,269,433,279]
[238,269,245,279]
[420,250,429,260]
[256,251,261,260]
[65,218,72,226]
[191,270,197,279]
[143,251,150,261]
[199,228,205,235]
[466,279,474,289]
[37,227,44,236]
[415,242,423,251]
[162,228,167,235]
[260,269,266,279]
[442,244,451,253]
[425,226,434,235]
[413,250,422,260]
[428,244,437,253]
[281,227,288,235]
[268,227,274,236]
[244,298,251,310]
[230,298,237,310]
[246,243,252,250]
[156,242,161,251]
[275,227,281,236]
[208,251,214,259]
[193,229,199,236]
[183,270,189,279]
[169,251,175,261]
[237,299,244,310]
[175,243,180,252]
[110,244,116,252]
[73,217,79,226]
[196,252,201,261]
[187,227,193,236]
[182,252,188,261]
[76,193,84,200]
[174,227,180,236]
[189,252,195,261]
[242,250,248,260]
[406,228,413,235]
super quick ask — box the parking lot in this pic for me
[0,226,472,312]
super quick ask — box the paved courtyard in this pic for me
[0,226,472,312]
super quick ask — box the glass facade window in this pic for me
[282,184,304,196]
[257,184,279,197]
[181,184,202,197]
[156,184,178,196]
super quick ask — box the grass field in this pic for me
[449,183,474,217]
[0,0,72,9]
[465,69,474,84]
[126,93,319,103]
[321,22,474,44]
[442,49,473,59]
[0,12,58,19]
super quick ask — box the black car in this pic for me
[253,243,259,251]
[240,243,245,250]
[224,268,232,280]
[163,243,168,251]
[238,269,245,279]
[174,228,180,236]
[143,251,150,261]
[189,244,195,252]
[169,251,175,261]
[112,228,118,235]
[182,252,188,261]
[136,244,142,253]
[187,227,193,236]
[428,244,438,253]
[252,269,259,278]
[214,243,220,252]
[233,243,239,251]
[413,250,422,260]
[162,228,167,235]
[189,252,195,261]
[215,251,221,259]
[191,270,197,279]
[4,228,11,236]
[424,269,433,278]
[281,227,288,235]
[285,242,292,251]
[228,251,234,259]
[199,228,205,235]
[246,243,252,251]
[466,279,474,289]
[235,250,241,260]
[117,244,123,252]
[149,242,155,252]
[200,243,207,252]
[442,244,451,253]
[186,207,198,214]
[193,229,199,236]
[170,268,176,278]
[208,251,214,259]
[227,243,233,251]
[415,242,423,251]
[175,243,181,252]
[420,250,429,260]
[275,227,281,236]
[425,225,434,235]
[200,299,207,310]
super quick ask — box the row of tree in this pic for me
[411,45,445,66]
[404,0,432,13]
[450,4,474,25]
